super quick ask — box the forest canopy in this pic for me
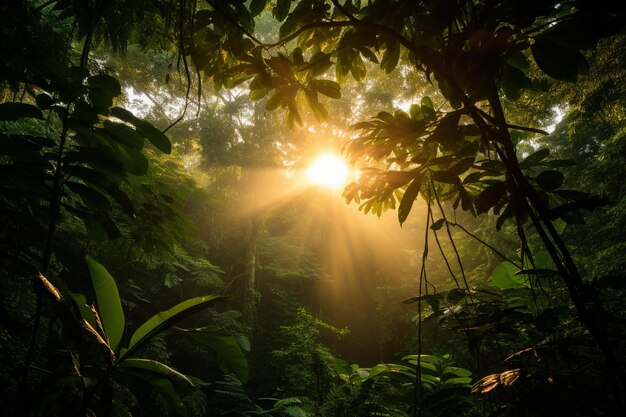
[1,1,626,416]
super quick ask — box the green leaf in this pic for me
[103,120,145,150]
[476,182,506,214]
[309,79,341,99]
[249,0,267,17]
[489,262,526,289]
[66,181,112,212]
[398,173,424,225]
[268,55,294,78]
[420,96,435,119]
[443,376,472,386]
[87,74,122,111]
[86,256,125,351]
[123,374,188,417]
[119,359,195,392]
[380,39,400,73]
[431,218,446,231]
[116,146,149,176]
[410,104,423,120]
[304,89,328,122]
[531,38,587,83]
[349,53,367,81]
[112,402,133,417]
[536,170,564,191]
[63,146,126,183]
[121,295,228,362]
[274,0,291,21]
[545,198,609,221]
[110,108,171,154]
[501,63,529,101]
[443,366,472,377]
[163,327,249,382]
[520,148,550,168]
[64,165,134,215]
[431,170,459,185]
[0,102,44,120]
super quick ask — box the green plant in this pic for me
[330,353,473,417]
[38,256,248,416]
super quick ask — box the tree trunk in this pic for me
[242,213,262,331]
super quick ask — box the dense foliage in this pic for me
[1,1,626,416]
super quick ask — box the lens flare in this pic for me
[307,154,349,189]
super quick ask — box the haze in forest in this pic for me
[2,1,626,417]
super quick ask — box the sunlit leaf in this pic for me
[86,256,125,352]
[121,295,228,362]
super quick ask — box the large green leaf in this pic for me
[110,107,171,154]
[86,256,125,351]
[121,295,228,362]
[163,326,249,382]
[119,359,195,393]
[488,262,526,289]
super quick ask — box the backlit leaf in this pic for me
[86,256,125,352]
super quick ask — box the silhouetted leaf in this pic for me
[249,0,267,16]
[380,39,400,73]
[398,174,424,225]
[536,170,563,191]
[520,148,550,168]
[531,38,587,83]
[0,102,43,120]
[110,107,171,154]
[431,170,459,185]
[431,218,446,231]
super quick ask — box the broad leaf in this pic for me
[489,262,526,289]
[398,173,424,225]
[86,256,125,351]
[536,170,564,191]
[310,79,341,99]
[121,295,228,361]
[119,359,195,392]
[110,107,171,154]
[0,102,44,120]
[531,38,587,83]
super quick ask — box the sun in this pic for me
[307,154,349,189]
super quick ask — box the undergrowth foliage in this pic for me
[1,1,626,416]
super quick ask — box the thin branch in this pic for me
[430,177,473,299]
[446,221,522,270]
[475,107,549,136]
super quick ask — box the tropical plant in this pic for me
[326,353,473,417]
[37,256,247,417]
